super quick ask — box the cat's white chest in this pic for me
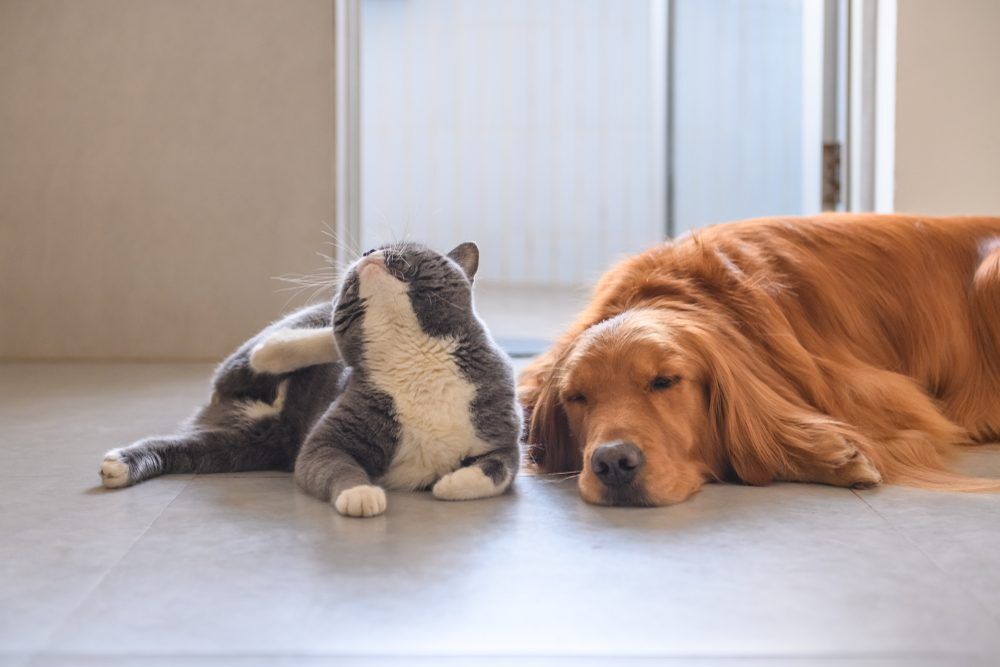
[360,292,488,490]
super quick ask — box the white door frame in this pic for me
[334,0,362,266]
[846,0,896,212]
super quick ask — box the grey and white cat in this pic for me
[99,242,522,517]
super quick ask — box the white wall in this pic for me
[0,0,336,360]
[893,0,1000,214]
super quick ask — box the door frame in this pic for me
[334,0,362,267]
[846,0,896,212]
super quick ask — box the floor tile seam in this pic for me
[31,477,193,656]
[19,649,1000,660]
[851,489,1000,628]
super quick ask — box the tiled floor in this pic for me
[2,363,1000,667]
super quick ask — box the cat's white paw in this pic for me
[432,466,502,501]
[100,450,130,489]
[250,328,338,375]
[249,334,297,375]
[334,484,387,517]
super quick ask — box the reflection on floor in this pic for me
[2,362,1000,666]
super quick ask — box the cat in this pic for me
[99,242,522,517]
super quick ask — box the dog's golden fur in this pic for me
[520,214,1000,506]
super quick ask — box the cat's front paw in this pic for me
[432,466,503,501]
[334,484,387,517]
[100,449,131,489]
[249,334,295,375]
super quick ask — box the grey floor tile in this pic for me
[0,476,188,653]
[5,363,1000,664]
[854,446,1000,621]
[0,364,203,652]
[0,363,214,481]
[42,475,1000,658]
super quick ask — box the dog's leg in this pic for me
[786,363,969,489]
[773,421,883,489]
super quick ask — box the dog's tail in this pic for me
[888,468,1000,493]
[880,449,1000,493]
[875,428,1000,493]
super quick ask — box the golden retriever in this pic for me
[519,214,1000,506]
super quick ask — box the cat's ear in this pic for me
[447,242,479,281]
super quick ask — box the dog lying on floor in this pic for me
[519,214,1000,506]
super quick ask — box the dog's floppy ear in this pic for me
[699,327,844,485]
[520,351,582,473]
[447,242,479,282]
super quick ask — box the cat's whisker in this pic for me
[273,263,341,311]
[320,220,365,259]
[273,271,339,288]
[314,251,349,276]
[536,472,581,484]
[307,282,334,305]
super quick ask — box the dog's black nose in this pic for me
[591,442,645,488]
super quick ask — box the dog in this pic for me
[519,214,1000,506]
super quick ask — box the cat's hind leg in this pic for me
[432,447,519,501]
[100,428,290,489]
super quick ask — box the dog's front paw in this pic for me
[100,449,131,489]
[432,466,502,501]
[843,450,883,489]
[334,484,387,517]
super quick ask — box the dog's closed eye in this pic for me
[650,375,681,391]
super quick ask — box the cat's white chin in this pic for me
[100,450,131,489]
[334,484,387,517]
[432,466,502,501]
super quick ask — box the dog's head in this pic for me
[523,305,805,506]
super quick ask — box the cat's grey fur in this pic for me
[100,242,521,517]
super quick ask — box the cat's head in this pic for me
[332,242,481,365]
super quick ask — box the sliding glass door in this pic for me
[359,0,835,341]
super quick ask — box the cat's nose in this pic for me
[359,253,384,270]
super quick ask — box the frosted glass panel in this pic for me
[361,0,666,287]
[672,0,819,234]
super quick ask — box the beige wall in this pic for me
[894,0,1000,214]
[0,0,335,360]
